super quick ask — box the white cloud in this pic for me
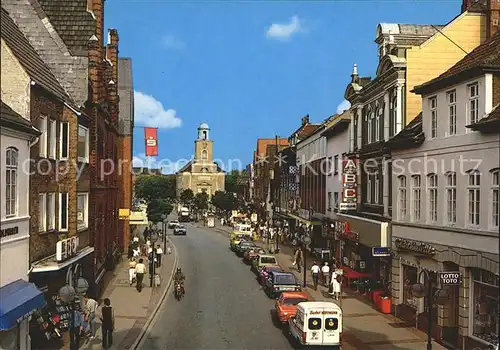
[266,15,303,40]
[162,34,185,50]
[134,90,182,129]
[336,99,351,114]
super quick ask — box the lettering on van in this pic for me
[310,310,338,315]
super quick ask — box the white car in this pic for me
[168,220,179,229]
[173,225,187,235]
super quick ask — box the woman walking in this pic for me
[100,298,114,349]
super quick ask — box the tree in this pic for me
[179,189,194,206]
[211,190,237,213]
[194,192,209,211]
[147,198,174,224]
[224,170,240,194]
[135,175,176,202]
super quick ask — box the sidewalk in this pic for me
[81,236,177,349]
[208,222,447,350]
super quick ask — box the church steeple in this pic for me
[195,122,212,162]
[198,122,210,140]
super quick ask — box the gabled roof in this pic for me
[1,7,69,101]
[387,112,425,150]
[256,138,289,156]
[376,23,444,46]
[414,32,500,94]
[37,0,96,56]
[1,101,41,136]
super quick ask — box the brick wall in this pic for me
[29,87,83,263]
[118,135,132,251]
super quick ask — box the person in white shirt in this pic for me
[133,235,139,243]
[330,271,341,300]
[311,262,320,290]
[321,262,330,286]
[156,245,163,267]
[135,259,147,293]
[83,295,99,338]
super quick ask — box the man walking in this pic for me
[99,298,114,349]
[321,262,330,286]
[156,244,163,267]
[83,295,98,339]
[311,261,320,290]
[135,258,146,292]
[69,307,84,350]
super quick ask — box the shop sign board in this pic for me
[395,238,436,255]
[372,246,391,257]
[0,226,19,238]
[119,208,130,220]
[56,236,79,262]
[333,220,359,242]
[340,158,357,211]
[439,272,462,286]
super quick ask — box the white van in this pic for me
[288,301,342,348]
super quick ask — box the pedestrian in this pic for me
[69,307,84,350]
[167,245,172,255]
[132,234,139,243]
[127,244,133,259]
[311,261,320,290]
[83,295,98,339]
[129,258,137,285]
[322,262,330,286]
[135,258,146,292]
[99,298,114,349]
[296,248,302,273]
[330,270,341,300]
[156,245,163,267]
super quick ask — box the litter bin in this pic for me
[379,296,391,314]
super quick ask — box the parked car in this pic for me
[258,266,284,285]
[252,254,279,273]
[264,271,301,298]
[234,241,255,257]
[168,220,179,229]
[275,292,311,323]
[173,225,187,235]
[243,247,266,264]
[230,234,251,251]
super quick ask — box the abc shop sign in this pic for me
[340,158,357,211]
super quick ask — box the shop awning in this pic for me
[30,246,94,273]
[129,211,148,225]
[0,279,46,330]
[287,213,321,226]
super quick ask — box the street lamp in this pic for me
[302,228,311,288]
[149,231,159,288]
[411,269,449,350]
[163,217,168,252]
[275,220,281,253]
[59,273,88,345]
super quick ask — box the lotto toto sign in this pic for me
[439,272,461,286]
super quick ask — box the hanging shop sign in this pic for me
[333,220,359,242]
[56,236,80,262]
[394,238,435,255]
[119,208,130,220]
[439,272,462,286]
[372,246,391,257]
[340,158,357,211]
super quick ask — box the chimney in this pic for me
[487,0,500,39]
[301,115,310,126]
[462,0,475,12]
[88,34,101,103]
[88,0,105,52]
[106,29,119,83]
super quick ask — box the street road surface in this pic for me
[138,223,295,349]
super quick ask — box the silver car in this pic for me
[173,225,187,235]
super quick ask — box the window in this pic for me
[5,147,18,217]
[38,193,46,232]
[367,173,373,203]
[471,269,499,345]
[367,108,372,144]
[77,125,89,162]
[327,192,332,210]
[59,193,68,231]
[370,110,377,143]
[308,318,321,330]
[38,117,47,157]
[48,119,56,158]
[402,265,418,309]
[334,192,339,209]
[374,173,380,204]
[333,155,339,174]
[429,97,437,138]
[201,149,208,161]
[468,170,481,226]
[326,157,332,176]
[469,83,479,124]
[446,173,457,224]
[59,122,69,160]
[411,175,421,221]
[325,318,339,330]
[427,174,438,222]
[390,92,397,137]
[47,193,56,230]
[493,170,499,228]
[77,193,88,229]
[398,176,407,220]
[447,90,456,136]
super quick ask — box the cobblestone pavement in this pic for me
[81,233,177,350]
[207,221,448,350]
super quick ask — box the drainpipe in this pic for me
[29,136,40,148]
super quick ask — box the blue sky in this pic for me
[105,0,461,173]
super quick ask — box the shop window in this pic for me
[402,265,418,309]
[472,269,499,345]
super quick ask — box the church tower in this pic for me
[194,122,213,163]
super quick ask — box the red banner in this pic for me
[144,127,158,156]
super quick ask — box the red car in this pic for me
[258,265,284,285]
[275,292,311,323]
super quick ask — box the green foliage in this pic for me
[134,175,176,202]
[193,192,209,211]
[179,189,194,205]
[147,198,174,224]
[224,170,241,194]
[211,190,236,212]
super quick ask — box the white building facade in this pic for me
[389,35,499,349]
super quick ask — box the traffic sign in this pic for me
[439,272,462,286]
[372,247,391,257]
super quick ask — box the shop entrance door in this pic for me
[442,263,460,348]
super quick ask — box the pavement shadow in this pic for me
[343,326,417,350]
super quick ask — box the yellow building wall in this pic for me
[406,13,486,121]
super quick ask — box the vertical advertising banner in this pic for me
[145,127,158,157]
[340,157,357,211]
